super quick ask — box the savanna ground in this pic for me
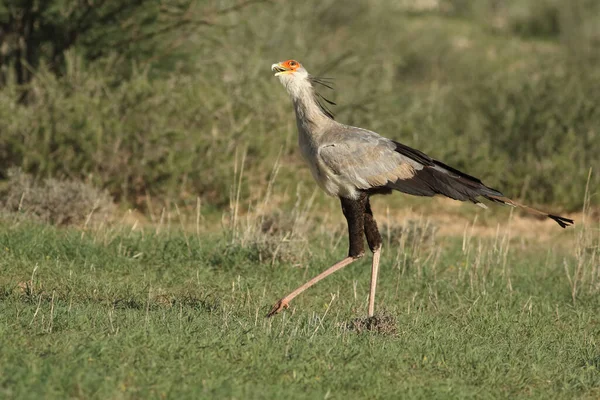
[1,200,599,399]
[1,0,600,399]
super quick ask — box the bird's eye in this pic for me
[289,60,297,67]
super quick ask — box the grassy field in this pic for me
[1,1,600,399]
[1,211,598,399]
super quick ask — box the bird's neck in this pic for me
[287,81,334,139]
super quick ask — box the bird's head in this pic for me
[271,59,335,119]
[271,59,308,78]
[271,59,310,93]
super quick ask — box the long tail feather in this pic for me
[485,195,574,228]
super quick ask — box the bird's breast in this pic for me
[298,134,324,183]
[298,135,358,199]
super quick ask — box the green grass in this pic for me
[1,220,598,399]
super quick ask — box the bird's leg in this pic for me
[266,197,366,317]
[364,197,383,318]
[266,257,357,317]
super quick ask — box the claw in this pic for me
[266,298,289,317]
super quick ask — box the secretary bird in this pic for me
[267,59,573,318]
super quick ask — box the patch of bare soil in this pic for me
[344,312,398,335]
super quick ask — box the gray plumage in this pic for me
[266,59,574,318]
[271,60,573,228]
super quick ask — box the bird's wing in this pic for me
[319,126,503,203]
[319,125,573,228]
[318,128,423,191]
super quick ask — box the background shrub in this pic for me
[0,168,114,226]
[0,0,598,212]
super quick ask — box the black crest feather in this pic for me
[309,76,336,119]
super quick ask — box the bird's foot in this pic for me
[266,298,289,317]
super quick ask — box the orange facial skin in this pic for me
[272,59,302,75]
[281,60,301,71]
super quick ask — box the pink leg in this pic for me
[367,247,381,317]
[267,256,358,317]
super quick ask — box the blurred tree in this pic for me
[0,0,269,88]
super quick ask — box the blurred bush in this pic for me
[0,168,114,226]
[0,0,257,88]
[0,0,598,212]
[0,51,290,208]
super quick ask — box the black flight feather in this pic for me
[389,141,573,228]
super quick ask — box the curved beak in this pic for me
[271,62,289,76]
